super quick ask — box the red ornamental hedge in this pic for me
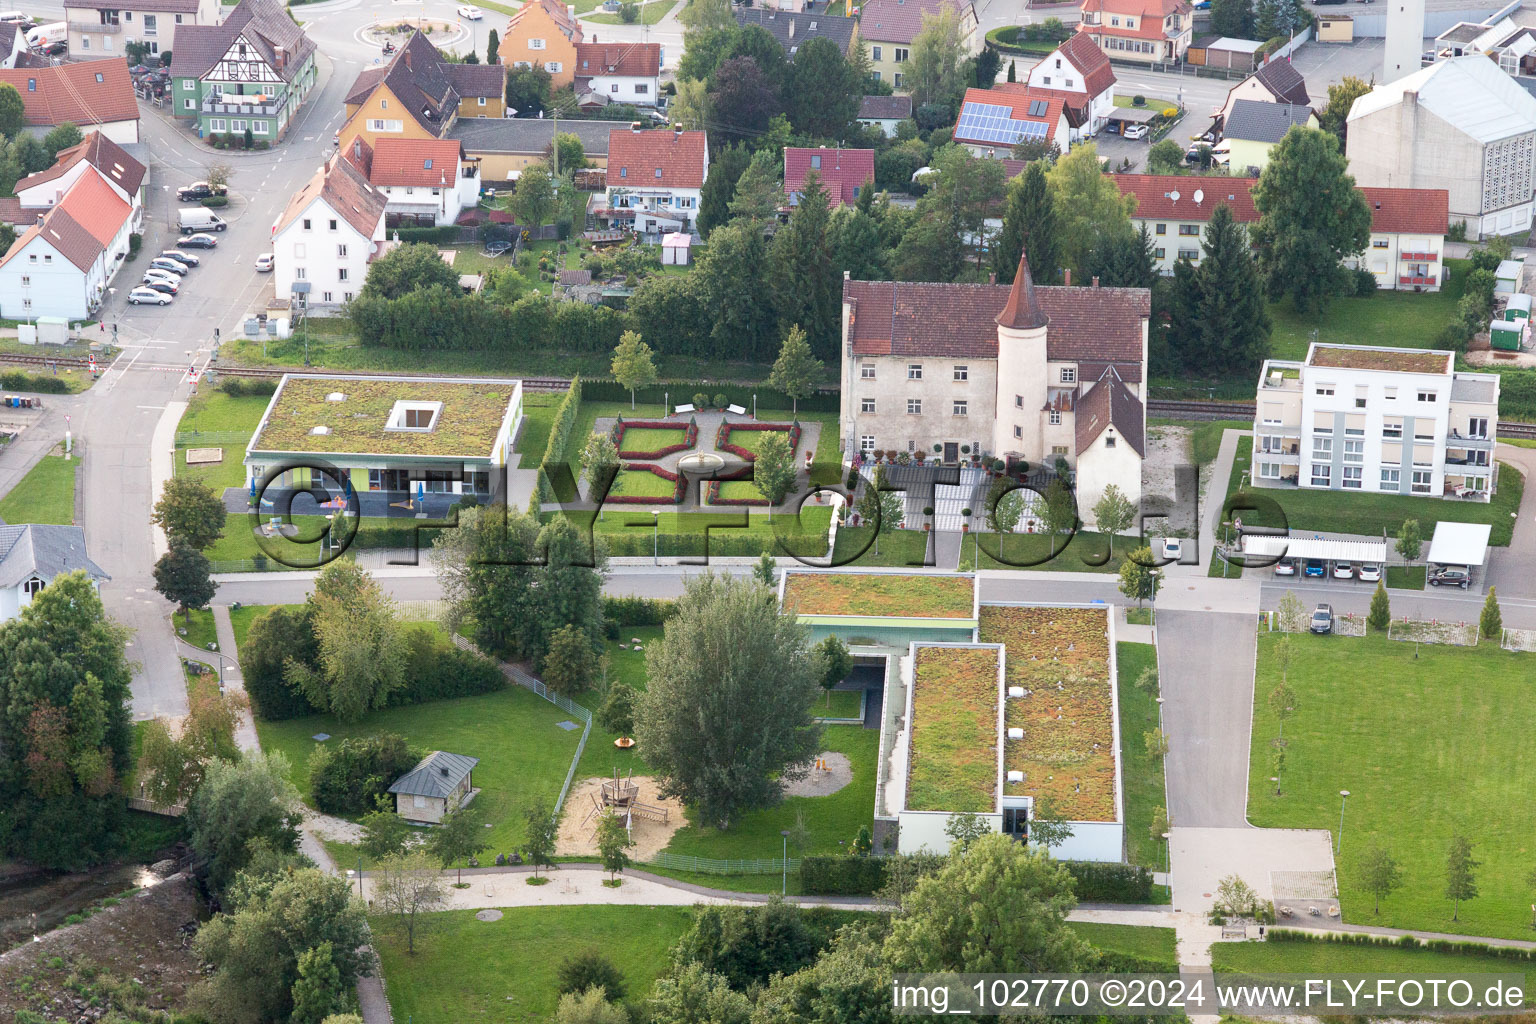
[716,421,802,462]
[611,419,699,460]
[605,462,688,504]
[706,470,770,507]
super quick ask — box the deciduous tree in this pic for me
[186,751,302,895]
[595,808,635,881]
[907,5,966,109]
[648,963,752,1024]
[0,82,24,139]
[371,850,446,954]
[1118,546,1161,607]
[635,573,822,828]
[429,804,489,884]
[767,325,823,413]
[523,795,558,876]
[1319,75,1372,146]
[1445,832,1480,920]
[290,560,406,722]
[361,241,459,300]
[152,475,226,551]
[510,162,557,230]
[154,541,217,626]
[814,634,853,708]
[610,330,659,409]
[358,799,411,864]
[1092,484,1135,552]
[1047,143,1135,280]
[711,56,780,141]
[1396,518,1422,561]
[291,942,344,1024]
[1358,844,1403,915]
[557,988,630,1024]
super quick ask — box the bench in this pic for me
[727,404,747,416]
[674,403,695,414]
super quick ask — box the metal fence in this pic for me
[452,633,592,816]
[396,599,448,621]
[645,852,800,875]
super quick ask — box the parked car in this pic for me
[179,233,219,249]
[1310,603,1334,634]
[1358,563,1381,583]
[177,182,227,203]
[160,249,200,267]
[1333,562,1355,580]
[456,4,483,16]
[1162,537,1183,562]
[1274,559,1296,576]
[143,268,179,284]
[254,253,275,272]
[141,278,179,295]
[1304,558,1326,577]
[149,257,190,276]
[1428,567,1471,589]
[1102,121,1121,135]
[128,286,172,305]
[1123,124,1149,141]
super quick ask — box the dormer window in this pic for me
[811,154,821,169]
[424,158,433,169]
[386,400,444,432]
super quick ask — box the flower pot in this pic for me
[924,524,931,532]
[961,524,970,533]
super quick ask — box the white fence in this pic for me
[452,633,592,816]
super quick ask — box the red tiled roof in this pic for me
[783,147,874,208]
[996,255,1047,329]
[508,0,582,42]
[1080,0,1189,16]
[366,138,464,187]
[575,41,661,78]
[1075,367,1145,457]
[954,85,1065,147]
[0,207,102,273]
[55,170,130,248]
[1113,174,1258,221]
[844,278,1149,377]
[1054,32,1116,98]
[1360,186,1450,235]
[17,131,146,199]
[274,153,387,239]
[0,197,22,226]
[607,128,708,189]
[859,0,972,44]
[0,63,139,128]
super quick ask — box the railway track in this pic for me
[0,352,96,370]
[1147,398,1256,420]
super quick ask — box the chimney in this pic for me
[1063,268,1071,286]
[674,125,683,139]
[631,120,643,132]
[34,214,42,227]
[988,272,996,284]
[1091,275,1099,288]
[789,17,796,37]
[404,48,412,70]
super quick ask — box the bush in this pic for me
[128,233,142,257]
[219,376,279,398]
[239,605,320,720]
[1063,860,1154,903]
[597,684,637,735]
[537,376,583,504]
[1265,929,1536,962]
[1352,266,1378,297]
[392,225,463,245]
[0,371,70,394]
[393,623,505,705]
[602,594,675,626]
[308,733,422,816]
[201,195,229,209]
[1132,94,1145,106]
[557,950,628,1000]
[800,855,888,895]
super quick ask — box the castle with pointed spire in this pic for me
[838,257,1152,527]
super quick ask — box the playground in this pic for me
[557,771,684,859]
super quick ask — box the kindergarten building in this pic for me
[779,569,1125,862]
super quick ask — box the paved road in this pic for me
[1158,609,1257,828]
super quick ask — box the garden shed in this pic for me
[661,232,692,266]
[388,750,480,824]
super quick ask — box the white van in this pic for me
[25,21,65,48]
[0,12,32,24]
[178,207,227,232]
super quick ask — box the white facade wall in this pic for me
[1053,821,1126,863]
[842,351,998,459]
[0,236,101,318]
[1354,230,1446,290]
[897,809,1003,854]
[1132,215,1214,274]
[17,163,134,209]
[376,163,480,227]
[583,73,659,105]
[858,116,904,137]
[69,0,221,57]
[1026,52,1115,137]
[0,583,22,622]
[1076,428,1145,528]
[273,196,383,306]
[21,118,140,146]
[1383,0,1428,82]
[606,185,704,233]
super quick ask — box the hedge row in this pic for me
[1063,860,1155,903]
[538,374,583,504]
[350,289,625,354]
[801,855,889,895]
[1,371,72,394]
[1266,929,1536,962]
[598,530,829,559]
[391,225,467,245]
[602,594,676,626]
[396,623,506,705]
[218,376,279,398]
[581,378,839,414]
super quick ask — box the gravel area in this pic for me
[782,752,851,798]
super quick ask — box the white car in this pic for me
[1274,559,1296,576]
[254,253,275,272]
[1123,124,1149,141]
[1162,537,1182,562]
[456,4,483,17]
[1333,562,1355,580]
[1358,563,1381,583]
[128,286,172,305]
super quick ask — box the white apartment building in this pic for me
[271,153,386,308]
[1252,343,1499,502]
[64,0,221,59]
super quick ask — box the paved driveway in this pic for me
[1157,609,1257,828]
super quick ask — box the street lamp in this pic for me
[1337,790,1350,853]
[1162,831,1173,912]
[651,508,660,565]
[780,829,790,895]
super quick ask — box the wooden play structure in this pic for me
[579,768,670,834]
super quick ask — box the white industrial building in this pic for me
[1251,342,1500,502]
[1347,56,1536,239]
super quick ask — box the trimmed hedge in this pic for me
[393,623,505,704]
[392,225,466,245]
[218,376,279,398]
[801,855,889,895]
[581,378,840,414]
[1265,929,1536,963]
[602,594,675,626]
[538,375,583,504]
[308,732,423,816]
[1,371,72,394]
[1063,860,1154,903]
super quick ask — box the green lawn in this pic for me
[610,467,679,498]
[724,424,795,457]
[513,392,563,459]
[174,609,218,653]
[567,627,661,783]
[814,689,864,721]
[176,391,278,492]
[959,530,1130,572]
[227,602,269,650]
[1125,607,1154,626]
[257,685,581,863]
[616,426,691,455]
[1190,420,1249,467]
[1071,922,1177,966]
[583,506,833,559]
[715,478,767,503]
[1386,565,1426,590]
[586,0,676,23]
[1223,436,1526,546]
[374,906,694,1024]
[1266,260,1467,361]
[0,453,75,524]
[1248,632,1536,938]
[1211,939,1531,995]
[1116,642,1167,872]
[661,726,878,861]
[830,527,934,567]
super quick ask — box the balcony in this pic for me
[69,19,121,33]
[202,92,283,117]
[1446,430,1494,449]
[1399,274,1437,286]
[1401,251,1438,262]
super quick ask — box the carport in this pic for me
[1105,107,1157,135]
[1241,535,1388,576]
[1426,521,1491,581]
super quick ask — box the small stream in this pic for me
[0,862,164,952]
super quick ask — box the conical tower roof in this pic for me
[996,254,1049,330]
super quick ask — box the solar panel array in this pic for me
[955,101,1049,145]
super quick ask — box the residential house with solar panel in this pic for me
[953,84,1071,157]
[838,257,1152,528]
[1023,33,1116,142]
[0,525,109,624]
[167,0,317,145]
